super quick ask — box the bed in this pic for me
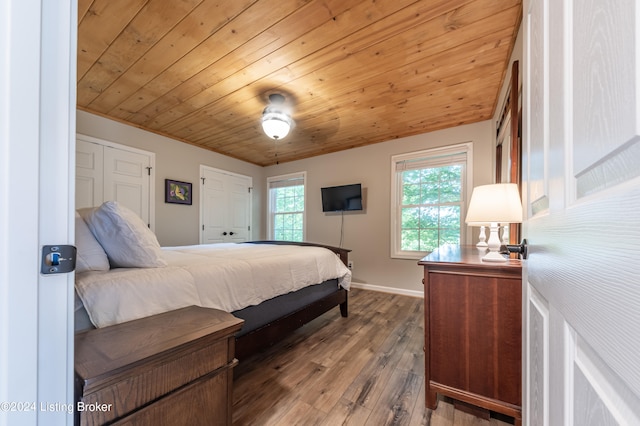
[74,201,352,358]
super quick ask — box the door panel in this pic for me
[571,329,640,426]
[76,140,104,209]
[201,169,227,244]
[572,1,638,180]
[525,0,549,216]
[104,146,150,225]
[228,175,250,242]
[523,0,640,424]
[526,285,548,426]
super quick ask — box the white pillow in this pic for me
[75,211,110,273]
[80,201,167,268]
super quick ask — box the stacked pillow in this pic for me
[75,211,110,273]
[76,201,167,269]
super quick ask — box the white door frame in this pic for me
[0,0,76,425]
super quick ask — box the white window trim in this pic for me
[266,171,307,241]
[390,142,473,259]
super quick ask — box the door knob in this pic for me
[229,231,235,236]
[222,232,228,236]
[506,239,528,259]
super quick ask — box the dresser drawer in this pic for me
[79,336,231,425]
[113,360,237,426]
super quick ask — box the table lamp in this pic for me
[465,183,523,262]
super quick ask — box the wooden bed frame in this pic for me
[235,241,350,359]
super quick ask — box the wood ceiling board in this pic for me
[77,0,148,80]
[105,0,356,125]
[77,0,204,106]
[77,0,523,166]
[148,2,517,139]
[85,0,257,114]
[129,0,422,131]
[102,0,315,119]
[157,24,514,141]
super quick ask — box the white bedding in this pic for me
[75,243,351,328]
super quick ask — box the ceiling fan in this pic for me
[261,93,294,140]
[256,87,341,165]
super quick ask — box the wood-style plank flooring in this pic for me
[232,289,514,426]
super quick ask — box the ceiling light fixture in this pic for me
[262,94,293,140]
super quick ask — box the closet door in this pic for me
[200,166,251,244]
[76,135,154,228]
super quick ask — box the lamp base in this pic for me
[481,250,508,262]
[476,225,488,248]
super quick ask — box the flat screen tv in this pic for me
[321,183,363,212]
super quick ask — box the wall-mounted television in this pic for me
[321,183,363,212]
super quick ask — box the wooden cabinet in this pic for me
[419,245,522,425]
[75,306,243,426]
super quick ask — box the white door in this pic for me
[76,136,154,228]
[1,0,75,424]
[523,0,640,424]
[200,166,251,244]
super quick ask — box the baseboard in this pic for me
[349,282,424,298]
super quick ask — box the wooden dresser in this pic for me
[75,306,244,426]
[418,245,522,425]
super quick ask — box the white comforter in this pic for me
[75,243,351,328]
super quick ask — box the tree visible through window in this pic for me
[391,143,471,259]
[272,185,304,241]
[268,172,306,242]
[400,165,462,251]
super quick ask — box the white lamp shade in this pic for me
[262,112,292,139]
[465,183,523,224]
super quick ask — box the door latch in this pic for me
[506,239,528,260]
[41,245,77,274]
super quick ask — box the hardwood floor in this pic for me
[232,289,514,426]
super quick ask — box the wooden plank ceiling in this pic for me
[77,0,522,167]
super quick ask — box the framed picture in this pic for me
[165,179,192,205]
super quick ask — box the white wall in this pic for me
[77,110,265,246]
[264,121,495,294]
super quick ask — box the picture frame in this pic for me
[165,179,192,205]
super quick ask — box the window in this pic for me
[267,172,306,242]
[391,143,472,259]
